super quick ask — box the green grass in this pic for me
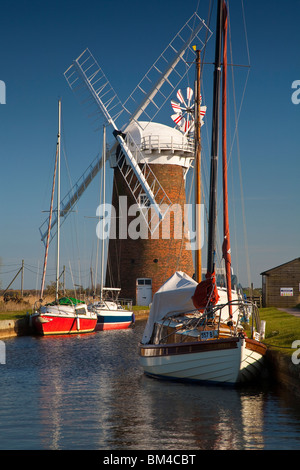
[0,306,299,356]
[0,306,150,320]
[0,310,29,320]
[259,307,300,356]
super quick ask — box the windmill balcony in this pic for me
[139,134,194,156]
[113,121,195,170]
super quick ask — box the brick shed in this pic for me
[261,258,300,308]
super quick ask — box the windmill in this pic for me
[41,12,212,303]
[171,86,207,133]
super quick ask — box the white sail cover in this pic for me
[141,271,197,344]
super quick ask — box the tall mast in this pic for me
[100,125,106,301]
[40,144,58,300]
[195,49,202,283]
[222,2,232,317]
[55,99,61,301]
[207,0,223,274]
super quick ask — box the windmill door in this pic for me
[136,279,152,306]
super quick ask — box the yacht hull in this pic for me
[31,304,97,336]
[95,312,135,331]
[32,312,97,335]
[139,337,266,385]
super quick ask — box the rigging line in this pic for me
[40,139,59,222]
[95,131,109,294]
[228,70,250,162]
[241,0,251,66]
[227,3,250,162]
[211,2,249,282]
[1,263,20,267]
[106,174,121,289]
[61,145,77,213]
[199,0,213,76]
[186,0,213,86]
[228,2,251,287]
[0,269,21,275]
[198,80,215,269]
[227,83,240,281]
[23,262,41,269]
[175,166,190,272]
[199,62,250,68]
[64,265,90,275]
[114,174,121,289]
[60,111,77,209]
[230,150,239,280]
[199,85,210,222]
[24,266,42,275]
[186,164,194,219]
[94,164,103,294]
[68,260,77,298]
[163,164,185,276]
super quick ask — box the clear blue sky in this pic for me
[0,0,299,292]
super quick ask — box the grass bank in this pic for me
[1,305,298,354]
[0,304,150,321]
[0,310,30,321]
[259,307,300,356]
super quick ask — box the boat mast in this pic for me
[100,125,106,301]
[55,99,61,302]
[40,133,58,300]
[221,2,232,317]
[195,49,202,283]
[207,0,223,274]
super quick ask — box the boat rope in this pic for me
[208,0,251,288]
[241,0,251,67]
[228,8,251,288]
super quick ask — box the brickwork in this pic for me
[106,163,194,303]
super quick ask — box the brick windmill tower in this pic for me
[107,118,195,305]
[61,13,211,304]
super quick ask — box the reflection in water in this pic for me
[240,392,265,449]
[1,321,300,449]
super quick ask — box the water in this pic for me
[1,320,300,450]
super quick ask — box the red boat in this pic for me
[33,101,97,336]
[32,297,97,336]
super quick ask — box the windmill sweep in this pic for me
[44,12,212,304]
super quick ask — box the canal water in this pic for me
[0,320,300,451]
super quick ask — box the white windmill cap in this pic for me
[123,121,194,168]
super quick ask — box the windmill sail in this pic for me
[39,154,103,245]
[40,12,212,242]
[64,48,172,232]
[123,13,212,128]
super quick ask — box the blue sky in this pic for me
[0,0,299,292]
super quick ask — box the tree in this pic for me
[44,281,63,296]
